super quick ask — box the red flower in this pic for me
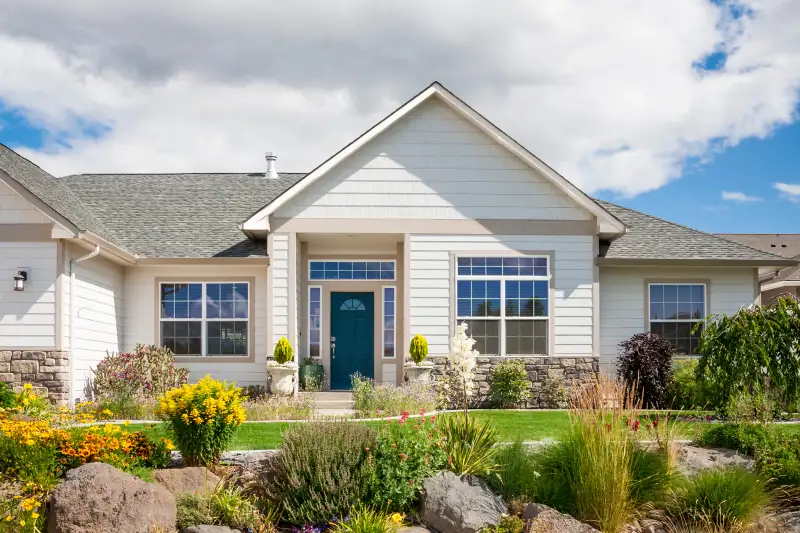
[633,420,640,432]
[652,418,659,429]
[413,425,419,431]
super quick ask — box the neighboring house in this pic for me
[716,234,800,304]
[0,82,794,405]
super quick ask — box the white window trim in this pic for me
[308,259,397,281]
[382,285,396,359]
[647,282,707,355]
[158,281,250,357]
[455,256,550,357]
[307,285,322,360]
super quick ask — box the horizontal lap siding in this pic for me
[0,181,51,224]
[599,266,757,368]
[0,242,57,348]
[275,99,591,221]
[409,235,594,356]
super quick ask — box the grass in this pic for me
[126,411,800,451]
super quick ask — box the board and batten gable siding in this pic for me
[270,234,290,350]
[599,266,758,370]
[123,264,269,386]
[62,244,124,399]
[275,98,592,221]
[408,234,595,356]
[0,180,51,224]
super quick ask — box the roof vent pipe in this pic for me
[265,151,278,179]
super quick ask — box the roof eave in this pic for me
[597,258,799,267]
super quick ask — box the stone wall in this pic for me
[0,350,70,405]
[430,356,599,408]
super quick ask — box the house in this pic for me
[716,234,800,304]
[0,82,794,405]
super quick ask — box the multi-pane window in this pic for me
[309,260,395,280]
[456,257,549,356]
[648,283,706,355]
[159,282,249,356]
[383,287,396,358]
[308,287,321,359]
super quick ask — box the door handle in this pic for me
[331,336,336,359]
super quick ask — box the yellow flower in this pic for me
[25,439,35,446]
[391,513,405,523]
[31,512,39,519]
[5,515,11,522]
[23,383,32,390]
[19,520,25,527]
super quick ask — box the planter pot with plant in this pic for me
[404,334,434,382]
[267,337,297,395]
[299,356,324,391]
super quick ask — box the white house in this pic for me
[0,82,793,404]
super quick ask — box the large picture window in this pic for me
[648,283,705,355]
[159,282,249,356]
[456,256,549,356]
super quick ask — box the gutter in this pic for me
[68,245,100,408]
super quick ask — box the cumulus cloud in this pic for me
[721,190,763,202]
[774,182,800,202]
[0,0,798,196]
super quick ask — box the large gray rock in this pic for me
[153,466,220,496]
[185,527,241,533]
[421,471,506,533]
[523,503,600,533]
[48,462,176,533]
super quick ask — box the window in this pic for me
[309,260,395,280]
[648,283,706,355]
[159,282,249,356]
[308,286,321,359]
[456,256,549,356]
[383,287,396,358]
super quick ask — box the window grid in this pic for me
[456,256,549,356]
[159,282,250,357]
[308,286,321,360]
[648,283,706,356]
[383,286,396,359]
[309,260,395,280]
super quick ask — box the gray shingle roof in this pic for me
[597,200,794,263]
[0,144,119,243]
[714,234,800,259]
[60,173,305,258]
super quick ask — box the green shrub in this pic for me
[273,337,293,364]
[439,414,498,477]
[351,374,437,418]
[490,439,539,500]
[0,382,14,409]
[263,421,377,525]
[480,514,524,533]
[667,358,717,410]
[629,446,672,506]
[667,468,771,531]
[93,344,189,399]
[695,423,772,456]
[329,505,404,533]
[409,334,429,365]
[617,332,675,408]
[489,360,531,408]
[369,413,447,511]
[177,485,266,531]
[725,390,780,424]
[97,396,157,420]
[177,492,216,530]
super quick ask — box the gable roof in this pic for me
[60,172,305,258]
[241,82,627,235]
[597,201,795,265]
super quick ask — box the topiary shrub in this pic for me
[273,337,293,365]
[489,360,531,408]
[617,332,675,408]
[409,334,428,364]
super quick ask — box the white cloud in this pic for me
[774,182,800,202]
[721,190,763,202]
[0,0,798,196]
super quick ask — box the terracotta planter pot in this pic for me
[268,365,297,395]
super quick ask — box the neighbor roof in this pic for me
[715,234,800,259]
[597,201,795,264]
[60,173,305,258]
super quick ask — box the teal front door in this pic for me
[330,292,374,390]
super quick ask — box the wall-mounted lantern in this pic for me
[13,269,28,292]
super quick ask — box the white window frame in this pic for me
[647,282,707,355]
[455,256,550,357]
[308,259,397,281]
[382,285,396,359]
[158,281,250,357]
[308,285,322,360]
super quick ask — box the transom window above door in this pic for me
[309,260,395,280]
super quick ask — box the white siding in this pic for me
[271,234,290,349]
[123,264,269,386]
[409,234,595,356]
[0,242,57,348]
[0,181,51,224]
[599,266,757,369]
[64,244,124,400]
[295,235,302,357]
[276,99,591,221]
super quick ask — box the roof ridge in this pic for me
[61,171,309,178]
[596,198,790,261]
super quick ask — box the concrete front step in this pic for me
[308,391,354,410]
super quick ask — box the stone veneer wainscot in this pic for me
[0,350,70,405]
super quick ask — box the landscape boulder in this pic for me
[421,471,506,533]
[154,466,220,496]
[523,503,600,533]
[48,462,176,533]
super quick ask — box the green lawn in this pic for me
[127,411,800,451]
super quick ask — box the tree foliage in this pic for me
[617,332,675,408]
[695,297,800,410]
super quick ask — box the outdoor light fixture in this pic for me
[13,269,28,291]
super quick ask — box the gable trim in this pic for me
[242,82,626,234]
[0,171,79,236]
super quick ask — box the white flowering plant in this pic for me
[447,322,479,415]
